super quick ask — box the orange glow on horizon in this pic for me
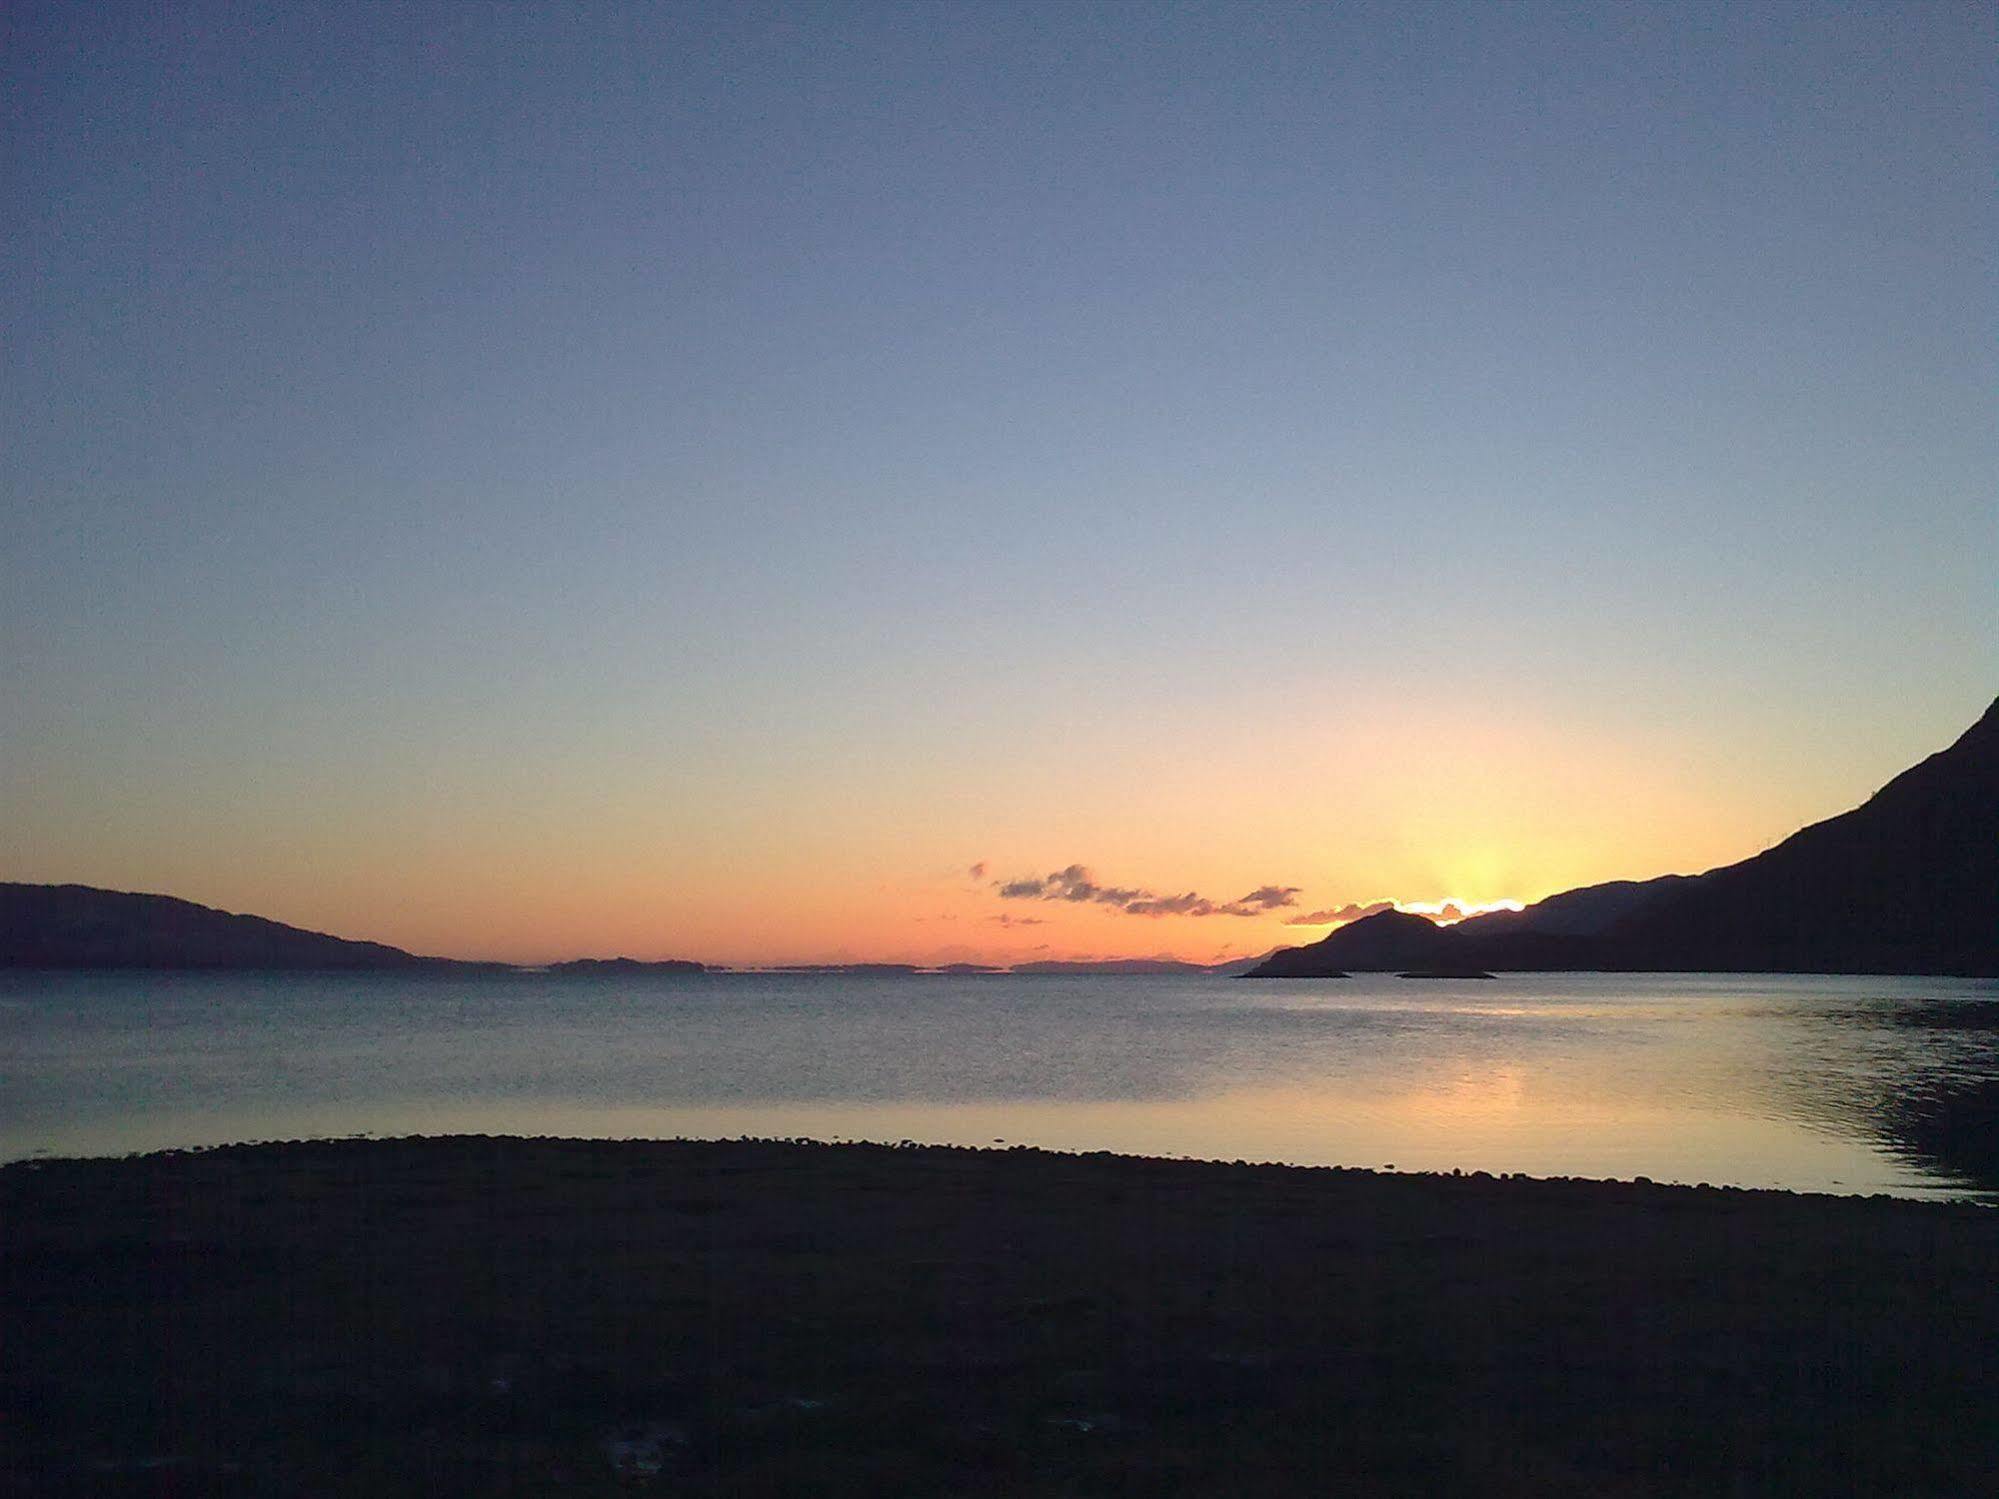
[9,689,1837,968]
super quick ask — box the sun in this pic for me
[1397,898,1526,926]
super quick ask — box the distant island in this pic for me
[767,963,924,976]
[1251,695,1998,978]
[548,957,707,977]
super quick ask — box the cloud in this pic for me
[968,861,987,881]
[1231,885,1301,912]
[1123,892,1213,917]
[987,913,1046,928]
[1284,900,1396,928]
[993,866,1301,919]
[997,866,1140,906]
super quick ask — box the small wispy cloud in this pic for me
[1122,891,1212,917]
[1232,885,1302,912]
[968,861,987,881]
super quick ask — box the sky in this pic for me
[3,0,1993,965]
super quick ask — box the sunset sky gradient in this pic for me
[4,2,1993,964]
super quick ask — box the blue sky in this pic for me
[3,1,1992,960]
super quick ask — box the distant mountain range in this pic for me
[7,698,1991,977]
[0,890,1280,976]
[1012,955,1275,977]
[767,963,924,976]
[1252,696,1998,978]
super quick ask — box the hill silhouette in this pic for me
[1612,696,1998,974]
[548,957,708,976]
[1252,697,1998,978]
[1250,905,1627,976]
[1452,875,1698,939]
[1253,910,1455,975]
[0,884,484,971]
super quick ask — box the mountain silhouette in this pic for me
[1610,697,1998,974]
[1249,903,1637,975]
[1252,697,1998,978]
[1452,875,1699,939]
[0,884,484,970]
[1252,910,1455,975]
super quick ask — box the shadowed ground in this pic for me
[3,1137,1994,1496]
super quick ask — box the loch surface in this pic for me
[4,970,1995,1198]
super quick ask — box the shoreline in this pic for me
[6,1134,1996,1495]
[7,1131,1992,1205]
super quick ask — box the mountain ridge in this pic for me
[0,883,492,971]
[1251,697,1997,978]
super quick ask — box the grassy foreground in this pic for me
[3,1136,1994,1496]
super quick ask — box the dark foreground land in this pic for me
[4,1138,1995,1497]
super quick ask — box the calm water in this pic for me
[3,970,1997,1200]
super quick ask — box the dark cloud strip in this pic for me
[992,866,1302,919]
